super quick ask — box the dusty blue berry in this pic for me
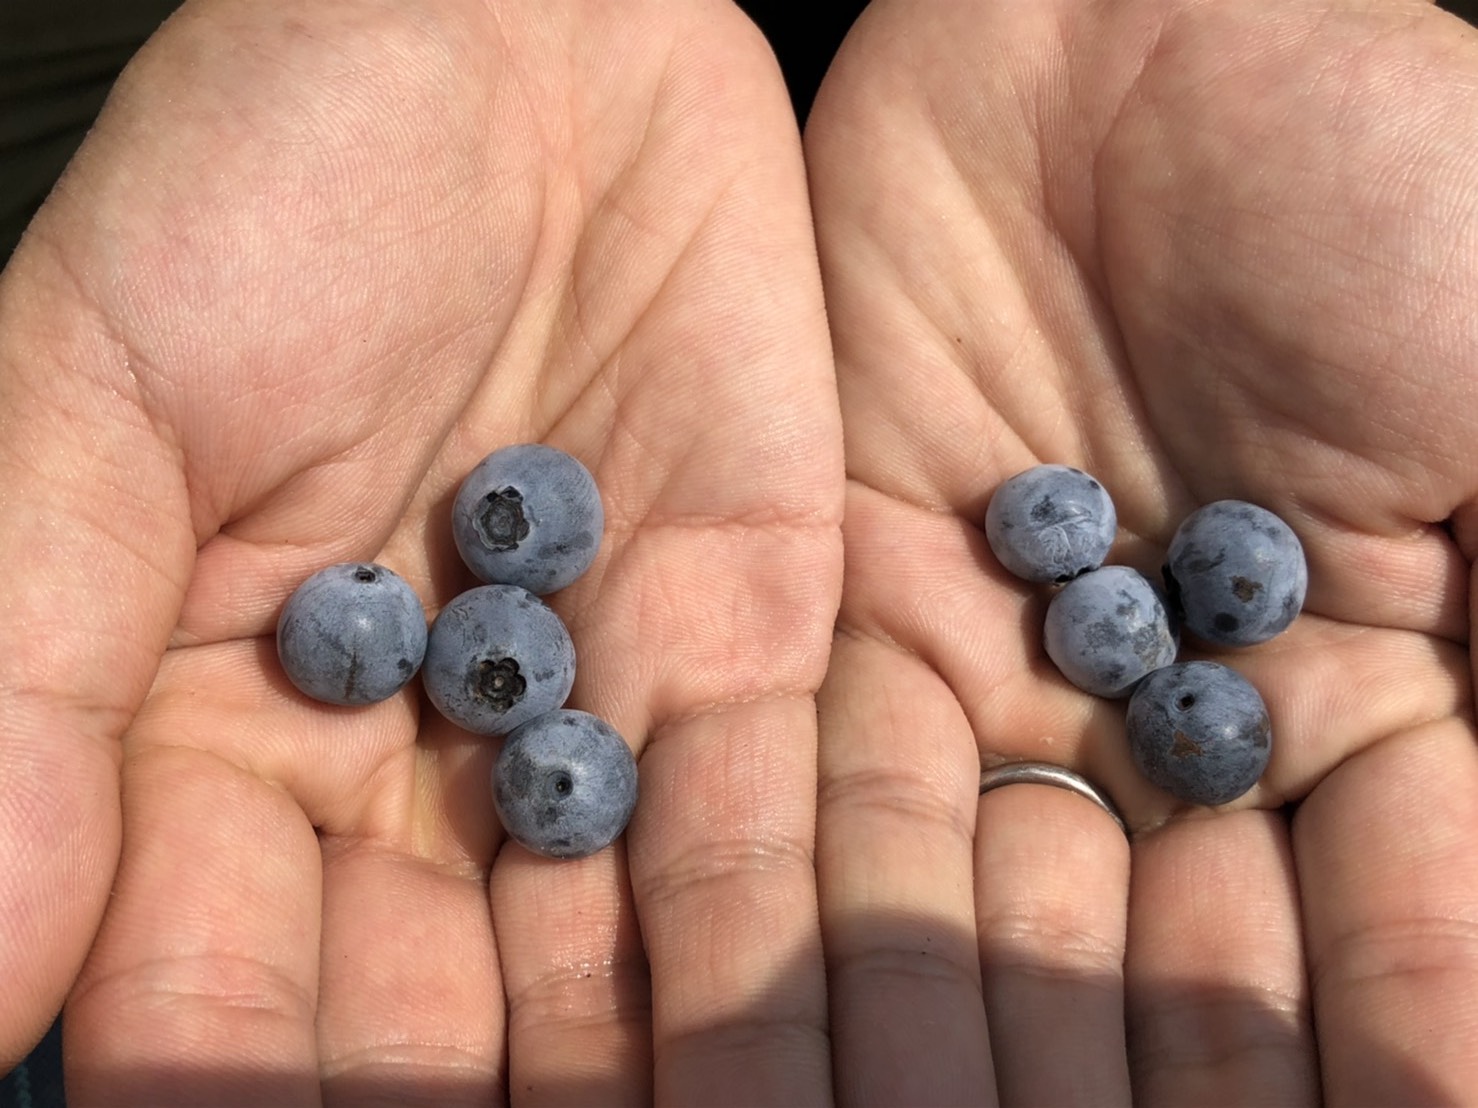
[1127,661,1272,806]
[1164,500,1307,647]
[453,444,603,595]
[276,563,427,706]
[422,585,575,735]
[985,464,1117,584]
[1043,566,1178,698]
[493,709,638,859]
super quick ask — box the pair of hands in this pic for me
[3,0,1478,1103]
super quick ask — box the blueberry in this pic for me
[1043,565,1178,698]
[276,562,427,706]
[1164,500,1307,647]
[1126,661,1272,806]
[493,709,639,859]
[985,464,1117,584]
[422,584,575,735]
[452,444,603,595]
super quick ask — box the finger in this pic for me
[0,220,193,1067]
[974,783,1131,1107]
[132,629,504,1106]
[826,482,1472,818]
[491,841,651,1106]
[630,699,831,1107]
[1187,621,1468,803]
[123,636,423,837]
[310,704,508,1108]
[529,4,840,1099]
[64,745,321,1107]
[829,481,1163,811]
[316,833,504,1108]
[817,631,996,1108]
[1295,718,1478,1104]
[1126,810,1318,1106]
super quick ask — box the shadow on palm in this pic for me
[1,0,841,1097]
[810,0,1478,828]
[808,2,1478,1100]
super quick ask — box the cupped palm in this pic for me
[0,2,841,1104]
[808,1,1478,1103]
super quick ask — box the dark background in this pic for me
[0,0,876,261]
[1,0,1477,1102]
[3,0,1477,259]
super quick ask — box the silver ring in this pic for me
[979,762,1128,836]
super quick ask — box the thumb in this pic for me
[0,228,194,1066]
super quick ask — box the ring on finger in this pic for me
[979,761,1128,837]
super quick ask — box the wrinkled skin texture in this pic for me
[809,0,1478,1105]
[0,1,841,1103]
[984,463,1118,584]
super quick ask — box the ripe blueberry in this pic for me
[985,464,1117,584]
[422,584,575,735]
[276,563,427,706]
[493,709,639,859]
[1126,661,1272,806]
[1164,500,1307,647]
[453,444,603,596]
[1043,565,1178,698]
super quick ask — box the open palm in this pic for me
[809,0,1478,1103]
[0,1,840,1103]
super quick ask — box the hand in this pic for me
[0,1,841,1103]
[807,0,1478,1103]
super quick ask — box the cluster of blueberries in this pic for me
[984,465,1308,806]
[275,444,638,859]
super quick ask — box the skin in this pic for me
[808,0,1478,1104]
[5,0,1478,1105]
[0,1,840,1105]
